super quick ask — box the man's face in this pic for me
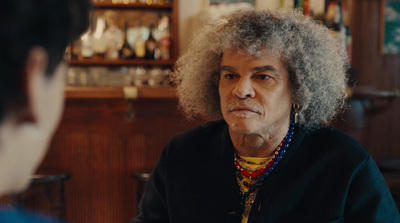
[0,51,67,193]
[219,48,293,136]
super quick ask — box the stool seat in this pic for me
[32,168,71,183]
[10,168,71,221]
[131,168,153,206]
[131,168,152,182]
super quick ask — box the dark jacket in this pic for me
[131,120,400,223]
[0,206,62,223]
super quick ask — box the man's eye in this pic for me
[255,74,271,80]
[224,73,236,79]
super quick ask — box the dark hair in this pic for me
[0,0,90,121]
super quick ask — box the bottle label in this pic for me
[147,40,157,51]
[160,36,171,49]
[135,41,146,58]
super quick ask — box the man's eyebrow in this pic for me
[219,65,277,73]
[220,65,236,72]
[252,65,277,73]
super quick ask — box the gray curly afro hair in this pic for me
[173,9,348,129]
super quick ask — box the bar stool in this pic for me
[9,168,71,220]
[131,168,153,205]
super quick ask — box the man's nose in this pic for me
[232,78,255,99]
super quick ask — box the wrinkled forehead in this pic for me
[221,47,282,61]
[219,36,284,61]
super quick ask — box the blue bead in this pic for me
[234,123,295,194]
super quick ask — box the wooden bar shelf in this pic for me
[92,2,172,9]
[65,86,176,99]
[350,87,400,100]
[68,58,175,66]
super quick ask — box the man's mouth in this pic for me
[227,101,262,115]
[229,107,260,114]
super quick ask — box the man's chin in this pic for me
[228,121,258,135]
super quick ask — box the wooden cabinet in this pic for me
[66,0,179,99]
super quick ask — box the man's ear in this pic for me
[21,47,48,124]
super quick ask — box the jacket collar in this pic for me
[217,121,310,220]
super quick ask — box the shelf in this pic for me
[92,2,172,9]
[93,2,172,9]
[346,86,400,115]
[349,86,400,100]
[68,58,175,66]
[65,86,176,99]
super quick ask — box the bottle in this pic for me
[127,21,139,50]
[133,21,146,59]
[333,2,346,52]
[120,22,134,59]
[145,24,158,59]
[103,16,124,60]
[80,29,93,58]
[295,0,304,11]
[158,14,171,60]
[303,0,310,16]
[325,1,337,27]
[342,5,352,62]
[92,16,107,58]
[346,25,352,62]
[70,39,81,60]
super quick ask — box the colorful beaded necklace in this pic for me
[234,122,295,215]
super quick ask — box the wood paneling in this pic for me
[28,98,203,223]
[345,0,400,157]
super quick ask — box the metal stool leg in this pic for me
[58,180,66,220]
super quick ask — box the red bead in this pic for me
[241,169,250,178]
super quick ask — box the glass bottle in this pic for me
[145,24,158,59]
[332,2,346,52]
[70,39,81,60]
[80,29,93,59]
[133,21,146,59]
[127,20,149,57]
[103,14,124,60]
[158,14,171,60]
[119,22,134,59]
[92,16,107,58]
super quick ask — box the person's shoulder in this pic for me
[174,120,226,140]
[305,125,370,160]
[166,120,227,150]
[0,206,61,223]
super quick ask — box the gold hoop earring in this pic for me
[293,104,300,124]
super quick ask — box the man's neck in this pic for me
[229,126,289,158]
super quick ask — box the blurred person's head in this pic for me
[0,0,90,195]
